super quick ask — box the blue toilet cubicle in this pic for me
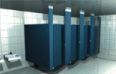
[78,10,88,60]
[64,7,78,65]
[88,14,100,56]
[24,5,101,71]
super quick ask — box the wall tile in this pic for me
[99,15,116,60]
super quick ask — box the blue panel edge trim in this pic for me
[48,7,54,69]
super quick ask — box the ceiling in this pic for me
[0,0,116,16]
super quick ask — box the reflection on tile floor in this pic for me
[2,57,116,74]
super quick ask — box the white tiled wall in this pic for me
[53,15,64,24]
[0,8,28,67]
[24,12,78,25]
[0,9,29,73]
[24,12,48,24]
[98,15,116,60]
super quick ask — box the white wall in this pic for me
[0,8,28,73]
[98,15,116,60]
[24,12,78,25]
[24,12,48,24]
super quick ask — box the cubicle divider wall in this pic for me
[78,10,88,60]
[25,6,63,71]
[89,15,101,56]
[86,25,90,56]
[71,25,78,63]
[64,7,72,65]
[89,14,96,55]
[85,25,89,56]
[95,17,101,54]
[64,8,78,65]
[25,24,63,70]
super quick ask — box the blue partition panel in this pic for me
[89,15,95,55]
[64,8,72,64]
[77,25,80,58]
[25,24,63,70]
[87,25,90,55]
[95,17,101,54]
[48,6,54,69]
[25,25,50,69]
[53,25,62,67]
[89,15,101,55]
[71,25,78,62]
[85,25,89,56]
[79,11,87,60]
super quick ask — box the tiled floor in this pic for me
[2,57,116,74]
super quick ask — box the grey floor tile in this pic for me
[2,67,44,74]
[2,58,116,74]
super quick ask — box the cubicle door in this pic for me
[79,15,87,60]
[71,25,78,62]
[53,25,63,68]
[95,17,101,54]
